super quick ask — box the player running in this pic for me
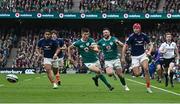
[96,28,129,91]
[154,47,164,83]
[37,30,61,89]
[68,28,114,91]
[159,32,179,87]
[51,30,66,85]
[121,23,153,93]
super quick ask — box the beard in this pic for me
[104,35,110,39]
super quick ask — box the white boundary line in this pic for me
[0,84,4,87]
[126,78,180,96]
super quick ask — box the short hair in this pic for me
[44,29,51,33]
[165,32,171,36]
[81,28,90,34]
[51,29,58,35]
[102,28,110,32]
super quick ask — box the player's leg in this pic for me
[168,62,175,87]
[44,58,58,89]
[156,64,162,83]
[105,61,117,80]
[88,63,114,91]
[52,59,61,85]
[56,58,64,85]
[105,67,114,76]
[114,59,129,91]
[141,59,152,93]
[131,56,141,76]
[163,59,169,87]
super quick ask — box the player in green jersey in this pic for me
[68,28,114,91]
[96,28,129,91]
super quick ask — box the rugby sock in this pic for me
[146,81,150,88]
[56,70,60,82]
[164,73,168,87]
[94,75,99,79]
[119,76,126,86]
[170,72,174,87]
[99,74,111,88]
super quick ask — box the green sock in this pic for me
[119,76,126,86]
[95,75,99,79]
[99,74,111,88]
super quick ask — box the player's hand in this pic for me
[146,51,151,56]
[53,54,58,60]
[38,54,43,58]
[89,45,99,52]
[121,57,126,64]
[68,57,74,64]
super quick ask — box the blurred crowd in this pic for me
[0,30,14,68]
[164,0,180,13]
[79,0,160,13]
[0,0,179,13]
[0,0,73,13]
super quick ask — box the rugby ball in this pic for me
[6,74,18,83]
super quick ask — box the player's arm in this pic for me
[68,44,76,61]
[121,36,132,64]
[144,34,153,55]
[60,44,67,50]
[53,40,61,59]
[53,47,61,59]
[175,45,180,65]
[146,41,153,56]
[59,39,66,50]
[115,40,124,47]
[37,41,43,58]
[89,43,100,53]
[159,44,166,54]
[121,44,128,63]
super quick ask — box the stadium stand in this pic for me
[0,0,74,13]
[79,0,160,13]
[164,0,180,13]
[0,31,13,67]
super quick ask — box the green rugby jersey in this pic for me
[73,38,98,63]
[98,36,119,60]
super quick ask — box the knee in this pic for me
[133,70,141,76]
[106,71,113,76]
[134,72,141,77]
[144,69,149,75]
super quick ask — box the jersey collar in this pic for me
[103,36,111,41]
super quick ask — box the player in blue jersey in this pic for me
[121,23,153,93]
[37,30,61,89]
[51,30,66,85]
[154,48,164,83]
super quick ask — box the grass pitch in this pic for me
[0,73,180,103]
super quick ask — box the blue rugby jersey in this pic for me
[125,32,150,56]
[38,38,58,58]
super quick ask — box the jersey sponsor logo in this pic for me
[44,46,51,50]
[137,41,143,44]
[84,47,89,52]
[86,42,90,46]
[106,45,111,50]
[80,45,84,48]
[110,42,113,45]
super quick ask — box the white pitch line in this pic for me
[126,78,180,96]
[0,84,4,87]
[24,78,32,81]
[35,77,40,79]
